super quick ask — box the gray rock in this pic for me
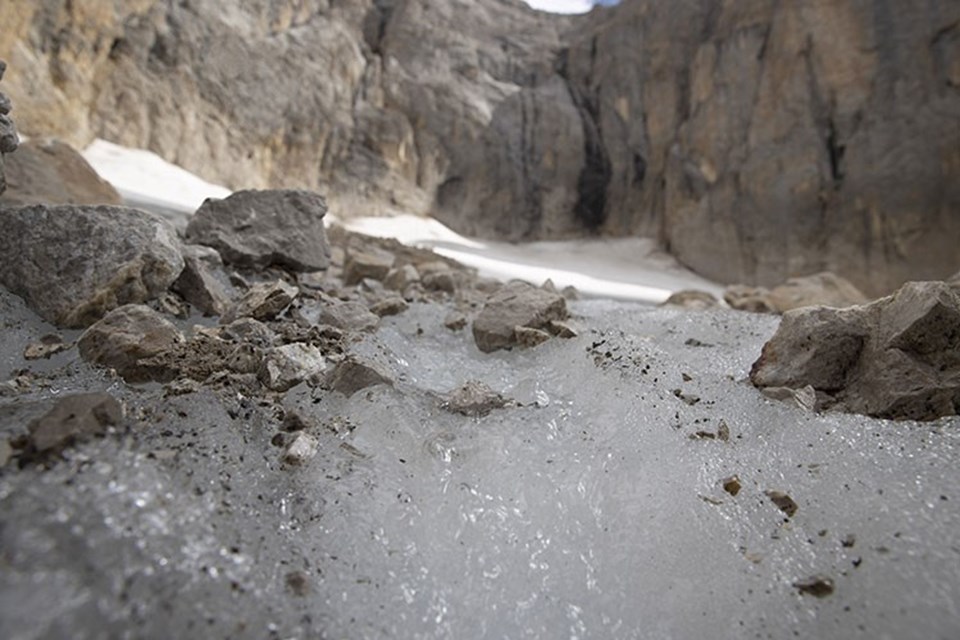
[661,290,721,310]
[283,432,319,466]
[442,381,511,417]
[343,248,394,286]
[172,244,236,316]
[444,311,468,331]
[514,326,552,349]
[221,280,298,324]
[78,304,184,383]
[186,190,330,272]
[384,265,421,291]
[323,356,393,397]
[258,343,327,392]
[751,281,960,420]
[0,205,183,328]
[473,281,568,353]
[369,296,408,317]
[318,300,379,333]
[27,392,124,455]
[219,317,277,348]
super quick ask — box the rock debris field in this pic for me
[0,191,959,639]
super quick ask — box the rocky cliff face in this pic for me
[2,0,958,295]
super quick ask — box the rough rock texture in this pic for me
[0,138,121,206]
[77,304,183,383]
[26,392,124,456]
[726,272,870,314]
[186,190,330,272]
[258,343,326,392]
[2,2,957,294]
[473,281,568,353]
[323,356,393,397]
[221,281,298,325]
[172,244,235,316]
[0,59,18,195]
[751,281,960,421]
[0,204,183,327]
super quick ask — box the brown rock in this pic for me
[27,392,124,455]
[221,281,297,324]
[472,281,568,353]
[514,326,552,349]
[661,290,721,310]
[23,334,70,360]
[323,356,393,397]
[793,575,835,598]
[77,304,183,383]
[766,272,869,313]
[0,138,121,207]
[442,381,511,417]
[343,248,394,286]
[765,490,799,518]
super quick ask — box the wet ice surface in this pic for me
[1,295,959,639]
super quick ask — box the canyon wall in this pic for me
[1,0,958,295]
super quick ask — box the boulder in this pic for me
[172,244,236,316]
[0,138,121,207]
[472,281,568,353]
[221,281,297,324]
[258,343,327,392]
[185,190,330,272]
[27,392,124,455]
[78,304,184,383]
[0,205,183,327]
[751,281,960,421]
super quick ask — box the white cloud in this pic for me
[522,0,594,14]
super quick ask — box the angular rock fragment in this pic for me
[721,475,741,496]
[23,334,70,360]
[172,244,236,316]
[0,138,122,207]
[724,285,776,313]
[258,343,326,391]
[27,392,124,455]
[78,304,183,383]
[0,205,184,327]
[220,317,277,348]
[422,270,458,294]
[472,281,568,353]
[765,490,799,518]
[343,248,394,286]
[186,189,330,272]
[514,326,552,348]
[793,575,835,598]
[767,272,869,312]
[384,264,420,291]
[221,280,297,324]
[323,356,393,396]
[283,432,319,465]
[369,296,408,317]
[752,281,960,420]
[442,381,511,417]
[760,385,818,412]
[444,311,467,331]
[317,300,379,332]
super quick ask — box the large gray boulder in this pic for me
[472,281,568,353]
[0,205,184,327]
[751,281,960,421]
[186,190,331,272]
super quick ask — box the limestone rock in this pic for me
[78,304,184,383]
[258,343,327,392]
[27,392,124,455]
[221,281,297,324]
[0,205,183,327]
[172,244,236,316]
[323,356,393,397]
[0,138,121,207]
[751,281,960,421]
[473,281,568,353]
[186,190,330,272]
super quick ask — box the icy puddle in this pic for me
[1,300,958,639]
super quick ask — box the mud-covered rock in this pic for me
[77,304,183,383]
[186,190,330,272]
[752,281,960,420]
[221,280,297,324]
[0,205,183,328]
[26,392,124,456]
[473,281,568,353]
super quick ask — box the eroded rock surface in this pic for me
[751,281,960,420]
[0,204,183,327]
[186,190,330,272]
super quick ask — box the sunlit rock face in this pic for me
[2,1,958,294]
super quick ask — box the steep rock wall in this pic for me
[1,0,958,295]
